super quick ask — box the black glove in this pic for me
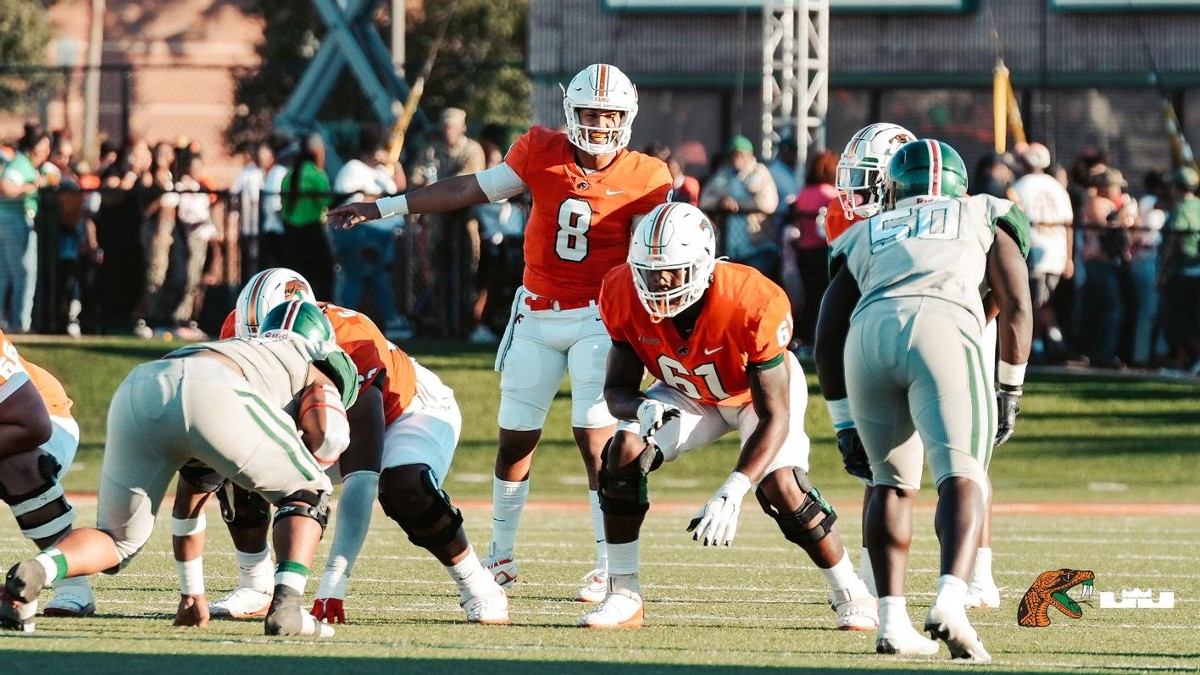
[835,428,872,481]
[994,385,1022,446]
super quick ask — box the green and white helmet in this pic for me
[836,123,916,219]
[886,139,969,207]
[235,268,315,338]
[259,300,358,409]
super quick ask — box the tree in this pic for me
[226,0,529,154]
[0,0,54,114]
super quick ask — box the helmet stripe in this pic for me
[926,139,942,196]
[596,64,608,96]
[282,299,302,331]
[649,203,676,251]
[245,272,271,326]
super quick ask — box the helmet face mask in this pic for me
[886,139,970,208]
[629,203,716,321]
[258,300,335,343]
[837,123,916,219]
[235,268,315,338]
[561,64,638,156]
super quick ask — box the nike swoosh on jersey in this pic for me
[605,189,625,195]
[703,346,724,355]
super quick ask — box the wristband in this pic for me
[998,361,1026,389]
[171,514,207,537]
[376,194,408,218]
[177,557,205,596]
[825,398,854,431]
[723,471,753,497]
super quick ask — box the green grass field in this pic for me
[2,336,1198,673]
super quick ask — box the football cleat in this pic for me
[963,582,1001,609]
[480,545,518,588]
[44,577,96,617]
[830,579,879,631]
[1,560,47,632]
[264,585,334,638]
[460,586,510,625]
[575,568,607,603]
[310,597,345,624]
[875,628,940,656]
[209,586,272,619]
[578,587,644,629]
[924,605,991,662]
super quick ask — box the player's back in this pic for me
[835,194,1026,327]
[506,126,671,303]
[166,337,324,411]
[21,358,73,418]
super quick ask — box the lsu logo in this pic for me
[1017,569,1095,627]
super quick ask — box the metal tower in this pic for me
[761,0,829,172]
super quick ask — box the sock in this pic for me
[35,548,67,585]
[588,489,607,572]
[969,547,994,588]
[606,539,640,577]
[859,546,877,596]
[878,596,910,638]
[819,548,862,594]
[275,560,310,595]
[317,471,379,598]
[934,574,969,612]
[236,547,274,592]
[490,478,529,555]
[446,546,496,599]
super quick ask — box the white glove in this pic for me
[687,471,753,547]
[637,399,680,446]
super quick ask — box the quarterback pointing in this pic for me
[580,202,877,630]
[329,64,672,602]
[2,302,359,636]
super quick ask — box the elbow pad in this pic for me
[304,384,351,467]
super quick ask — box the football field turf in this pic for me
[1,337,1197,673]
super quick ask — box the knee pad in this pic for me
[379,468,463,550]
[756,467,838,547]
[597,439,660,517]
[179,460,227,494]
[217,481,272,529]
[272,490,330,532]
[1,453,76,543]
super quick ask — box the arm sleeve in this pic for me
[476,163,528,202]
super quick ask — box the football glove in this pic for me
[637,399,681,446]
[311,597,346,625]
[687,471,753,547]
[835,428,873,481]
[994,386,1022,447]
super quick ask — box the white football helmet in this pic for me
[629,203,716,322]
[836,122,916,219]
[234,267,316,338]
[561,64,638,156]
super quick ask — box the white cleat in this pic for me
[876,625,941,656]
[963,582,1001,609]
[209,586,272,619]
[461,587,510,625]
[480,545,518,588]
[578,587,644,629]
[925,605,992,662]
[575,568,607,603]
[44,577,96,617]
[830,579,879,631]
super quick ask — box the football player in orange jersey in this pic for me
[328,64,673,601]
[578,203,876,630]
[821,124,1002,612]
[0,334,94,628]
[170,269,508,626]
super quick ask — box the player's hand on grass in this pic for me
[311,597,346,624]
[637,399,680,447]
[687,471,753,546]
[327,201,382,230]
[174,593,210,628]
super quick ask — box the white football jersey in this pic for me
[832,193,1030,329]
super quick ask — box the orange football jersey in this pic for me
[0,331,72,418]
[221,303,414,424]
[599,262,793,407]
[505,126,672,303]
[823,197,861,244]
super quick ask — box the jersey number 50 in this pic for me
[869,199,961,254]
